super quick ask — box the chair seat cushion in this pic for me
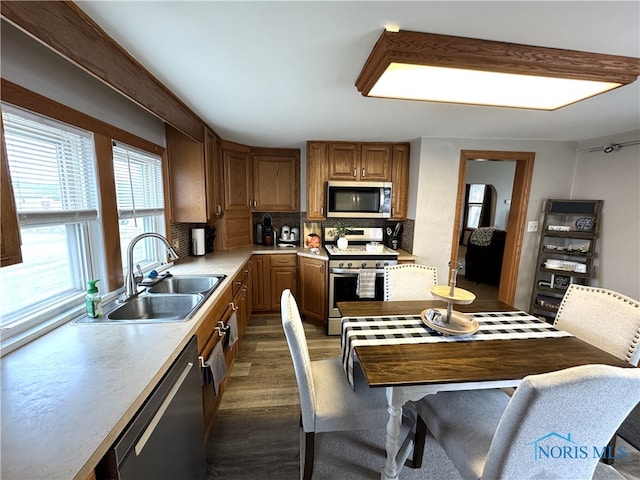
[311,357,388,433]
[417,389,510,479]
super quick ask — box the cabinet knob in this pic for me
[362,167,365,178]
[353,168,357,177]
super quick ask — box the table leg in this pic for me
[381,387,404,480]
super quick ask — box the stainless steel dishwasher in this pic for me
[98,336,205,479]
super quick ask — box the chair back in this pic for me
[483,364,640,479]
[554,285,640,365]
[281,289,316,432]
[383,264,438,301]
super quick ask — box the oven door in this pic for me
[328,269,385,334]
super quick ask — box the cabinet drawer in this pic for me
[270,254,297,267]
[232,262,250,296]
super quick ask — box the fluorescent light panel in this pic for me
[370,63,622,110]
[356,31,640,110]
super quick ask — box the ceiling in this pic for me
[75,1,640,148]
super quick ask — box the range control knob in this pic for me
[347,262,353,268]
[338,262,344,268]
[375,262,381,268]
[361,262,367,269]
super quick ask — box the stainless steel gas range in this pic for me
[324,227,398,335]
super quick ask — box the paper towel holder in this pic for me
[191,228,206,256]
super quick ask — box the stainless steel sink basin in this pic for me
[105,294,203,322]
[147,275,224,295]
[72,274,226,325]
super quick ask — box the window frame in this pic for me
[0,83,167,354]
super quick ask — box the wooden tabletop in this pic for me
[338,300,633,388]
[337,299,515,318]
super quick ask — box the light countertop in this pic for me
[0,244,411,480]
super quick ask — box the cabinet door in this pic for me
[270,254,297,310]
[166,124,207,222]
[270,267,297,310]
[299,256,327,325]
[360,143,392,181]
[251,255,270,311]
[327,142,360,180]
[252,148,300,212]
[306,142,328,220]
[222,143,252,211]
[1,113,22,267]
[389,144,410,220]
[204,128,224,218]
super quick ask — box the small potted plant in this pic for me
[331,222,350,249]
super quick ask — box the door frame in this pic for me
[450,150,535,305]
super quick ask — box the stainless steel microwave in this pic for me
[326,181,392,218]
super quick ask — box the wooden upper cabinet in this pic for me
[1,113,23,267]
[307,140,409,221]
[204,128,224,219]
[360,143,392,181]
[166,124,208,223]
[390,143,410,220]
[306,142,329,220]
[251,147,300,212]
[327,142,360,180]
[222,141,252,211]
[327,142,391,181]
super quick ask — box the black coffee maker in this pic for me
[262,214,274,246]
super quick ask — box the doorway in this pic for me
[450,150,535,305]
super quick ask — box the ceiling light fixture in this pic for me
[355,30,640,110]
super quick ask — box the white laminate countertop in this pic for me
[0,244,414,480]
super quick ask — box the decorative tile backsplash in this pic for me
[171,214,414,255]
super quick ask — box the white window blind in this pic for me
[3,104,98,223]
[113,142,164,219]
[112,142,166,274]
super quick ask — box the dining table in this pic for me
[337,299,634,480]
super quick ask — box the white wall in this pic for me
[1,22,166,146]
[410,137,578,311]
[465,160,516,230]
[572,130,640,299]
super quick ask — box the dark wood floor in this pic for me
[205,314,338,479]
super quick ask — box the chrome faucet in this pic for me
[124,233,179,300]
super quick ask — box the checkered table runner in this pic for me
[341,311,572,388]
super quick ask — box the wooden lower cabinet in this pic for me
[298,255,327,326]
[195,285,235,441]
[232,258,252,340]
[252,254,297,312]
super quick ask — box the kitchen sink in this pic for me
[105,294,203,322]
[147,275,224,295]
[73,274,226,324]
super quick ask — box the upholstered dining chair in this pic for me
[417,364,640,480]
[383,264,438,301]
[280,289,390,480]
[554,284,640,464]
[553,284,640,366]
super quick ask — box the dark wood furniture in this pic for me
[337,300,633,480]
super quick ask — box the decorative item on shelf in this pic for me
[575,217,595,231]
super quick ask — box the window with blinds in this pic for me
[0,103,103,336]
[112,142,166,275]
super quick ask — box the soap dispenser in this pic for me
[85,279,103,318]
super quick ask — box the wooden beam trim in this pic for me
[1,1,205,142]
[1,79,164,156]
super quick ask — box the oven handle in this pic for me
[330,268,386,275]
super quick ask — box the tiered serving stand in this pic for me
[421,269,479,336]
